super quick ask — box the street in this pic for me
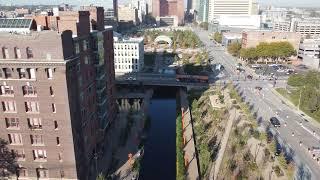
[194,27,320,179]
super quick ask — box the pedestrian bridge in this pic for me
[154,35,172,47]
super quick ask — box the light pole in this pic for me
[298,86,305,111]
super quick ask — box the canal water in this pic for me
[139,87,177,180]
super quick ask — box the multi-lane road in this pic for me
[194,27,320,179]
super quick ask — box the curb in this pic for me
[271,88,320,130]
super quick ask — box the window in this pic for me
[18,68,27,78]
[27,68,36,79]
[46,68,53,79]
[58,152,62,161]
[30,135,44,145]
[36,168,48,178]
[54,121,58,130]
[83,40,89,51]
[8,133,22,145]
[28,118,42,129]
[2,101,16,112]
[17,167,27,177]
[33,150,47,161]
[2,47,9,59]
[0,69,2,78]
[75,42,80,54]
[14,47,21,59]
[22,85,37,96]
[3,68,12,78]
[25,101,39,113]
[0,85,14,96]
[84,56,89,64]
[56,137,60,145]
[12,149,25,160]
[52,103,56,113]
[5,117,19,128]
[26,47,33,58]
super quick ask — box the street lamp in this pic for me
[298,86,305,111]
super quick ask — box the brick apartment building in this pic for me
[0,7,116,180]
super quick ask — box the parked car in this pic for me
[270,117,281,127]
[247,75,253,79]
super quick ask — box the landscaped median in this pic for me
[176,114,186,180]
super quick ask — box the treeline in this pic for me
[227,41,296,64]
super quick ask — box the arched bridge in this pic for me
[154,35,173,47]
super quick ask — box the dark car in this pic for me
[255,86,262,91]
[270,117,281,127]
[247,75,253,79]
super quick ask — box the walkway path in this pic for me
[209,89,239,180]
[180,89,200,180]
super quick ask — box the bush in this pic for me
[176,115,186,179]
[273,165,283,177]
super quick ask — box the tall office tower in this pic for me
[197,0,209,22]
[131,0,148,22]
[114,0,119,21]
[208,0,258,22]
[0,8,116,180]
[152,0,184,25]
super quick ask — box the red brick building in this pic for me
[0,7,116,180]
[152,0,185,25]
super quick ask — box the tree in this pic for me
[96,173,105,180]
[213,32,222,43]
[0,138,18,177]
[199,22,209,30]
[227,42,242,57]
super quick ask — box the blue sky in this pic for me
[1,0,320,8]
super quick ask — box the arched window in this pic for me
[26,47,33,59]
[2,46,9,59]
[14,47,21,59]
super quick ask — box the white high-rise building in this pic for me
[208,0,258,22]
[131,0,147,22]
[113,33,144,74]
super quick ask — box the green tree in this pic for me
[199,22,209,30]
[213,32,222,43]
[0,138,18,177]
[96,173,105,180]
[227,42,242,57]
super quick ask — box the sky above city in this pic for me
[1,0,320,8]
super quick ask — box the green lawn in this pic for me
[276,88,320,122]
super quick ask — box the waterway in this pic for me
[139,87,177,180]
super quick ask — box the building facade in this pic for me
[0,9,116,180]
[152,0,184,25]
[197,0,209,22]
[273,18,320,38]
[241,30,301,50]
[118,5,139,25]
[207,0,258,23]
[113,34,144,74]
[298,39,320,70]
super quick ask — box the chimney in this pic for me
[96,7,105,31]
[77,11,90,36]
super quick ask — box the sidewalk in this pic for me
[208,88,239,180]
[271,88,320,130]
[180,89,200,180]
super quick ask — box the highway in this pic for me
[194,27,320,179]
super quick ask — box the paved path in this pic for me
[180,88,200,180]
[208,88,239,180]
